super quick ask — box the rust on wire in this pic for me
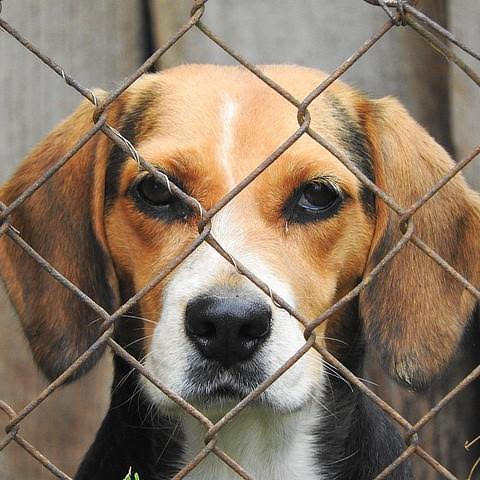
[403,2,480,61]
[95,0,208,117]
[406,16,480,87]
[373,444,418,480]
[171,439,217,480]
[0,0,479,478]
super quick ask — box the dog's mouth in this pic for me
[143,345,316,416]
[182,358,267,407]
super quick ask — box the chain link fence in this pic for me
[0,0,479,478]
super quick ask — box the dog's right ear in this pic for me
[358,97,480,389]
[0,93,130,381]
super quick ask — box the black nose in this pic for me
[185,294,272,367]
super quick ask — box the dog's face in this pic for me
[105,67,374,412]
[1,65,479,414]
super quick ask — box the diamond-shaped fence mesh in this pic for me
[0,1,479,479]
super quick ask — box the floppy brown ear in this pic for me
[0,93,124,381]
[359,97,480,389]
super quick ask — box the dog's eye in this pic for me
[132,174,192,221]
[298,182,340,212]
[136,175,174,206]
[285,180,343,223]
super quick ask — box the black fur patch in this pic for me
[327,95,376,218]
[105,90,159,211]
[320,300,413,479]
[76,268,183,479]
[76,356,183,480]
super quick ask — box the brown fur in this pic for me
[360,96,480,386]
[0,65,478,389]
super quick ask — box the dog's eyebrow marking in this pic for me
[218,97,237,188]
[327,94,375,217]
[105,91,156,212]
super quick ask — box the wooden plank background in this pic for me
[0,1,479,478]
[0,2,144,478]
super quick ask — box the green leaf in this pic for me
[123,467,141,480]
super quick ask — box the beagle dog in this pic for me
[1,65,479,480]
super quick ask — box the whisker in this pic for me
[308,390,336,417]
[87,316,105,327]
[155,417,183,465]
[122,313,158,326]
[325,449,359,466]
[315,336,348,346]
[313,357,354,392]
[122,335,154,350]
[110,369,138,404]
[357,376,379,387]
[111,351,152,401]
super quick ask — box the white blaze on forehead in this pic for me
[218,96,237,188]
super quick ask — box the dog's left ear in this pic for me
[359,97,480,389]
[0,92,129,381]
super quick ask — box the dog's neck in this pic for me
[179,404,323,480]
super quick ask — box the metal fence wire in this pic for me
[1,0,480,478]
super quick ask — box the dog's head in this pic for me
[1,65,479,414]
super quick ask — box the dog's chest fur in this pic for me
[179,407,322,480]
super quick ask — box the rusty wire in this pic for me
[0,0,479,479]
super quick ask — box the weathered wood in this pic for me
[449,0,480,189]
[0,1,144,478]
